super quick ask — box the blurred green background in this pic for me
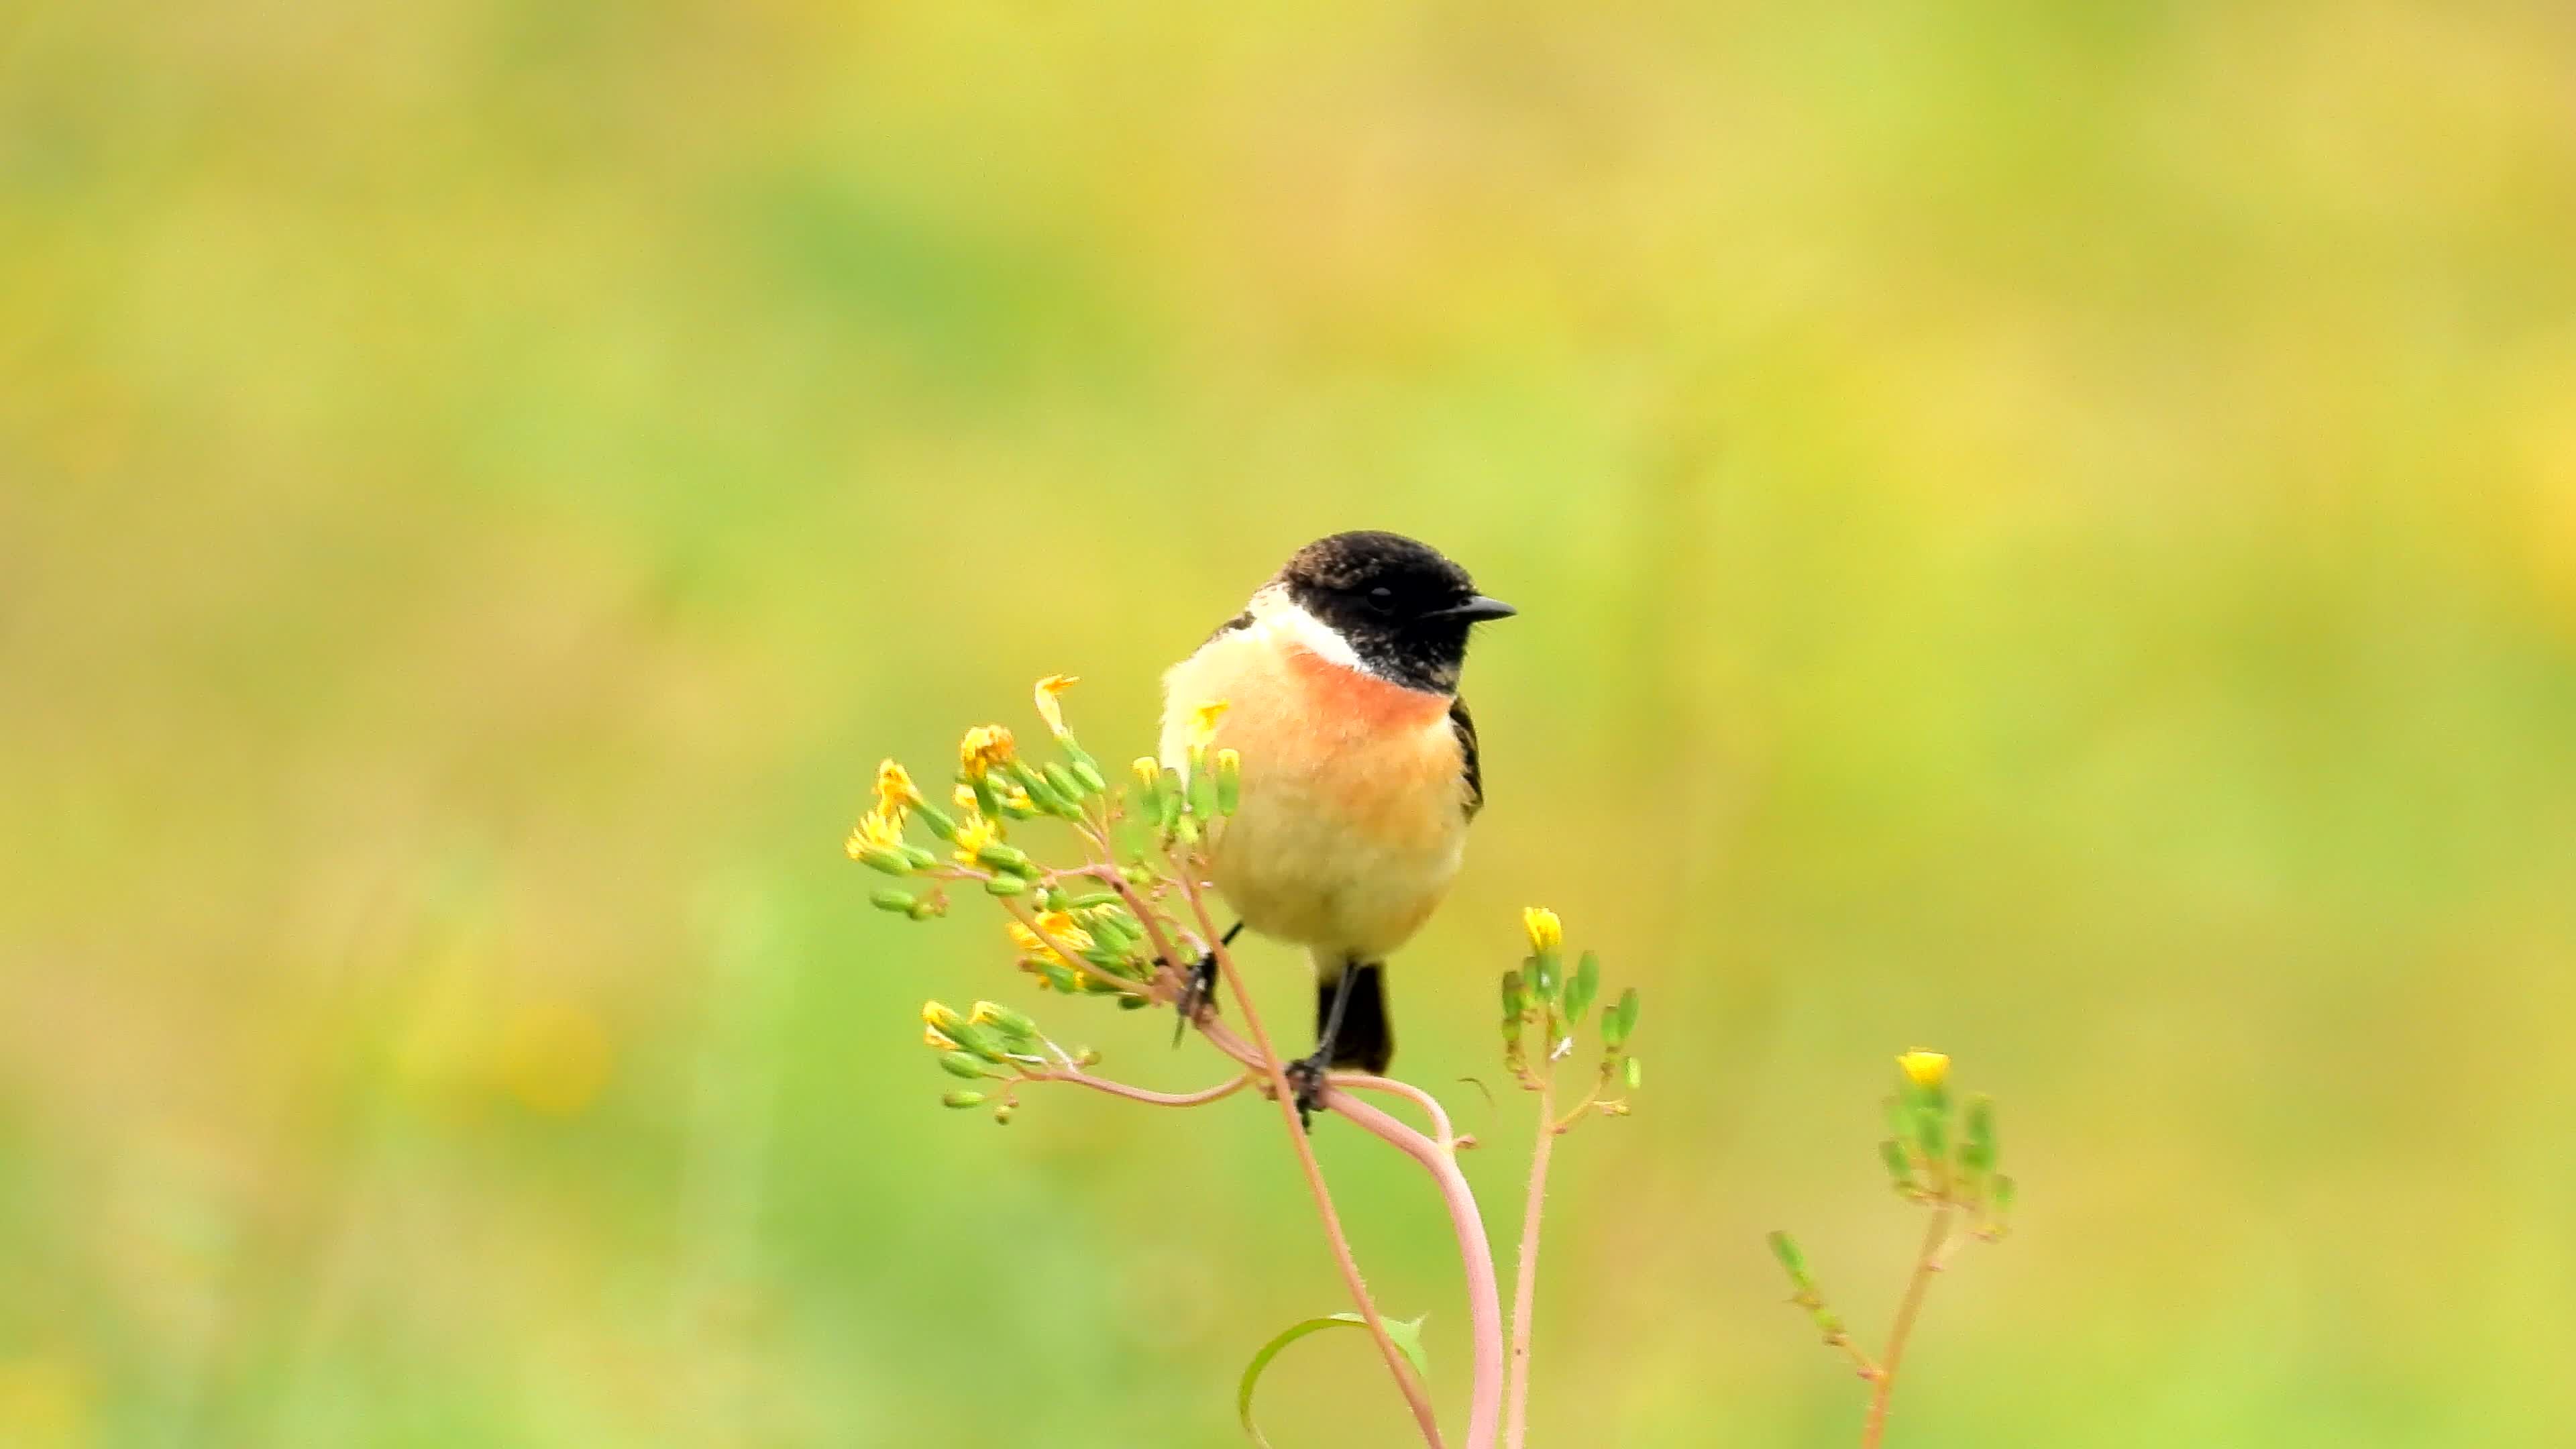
[7,1,2576,1445]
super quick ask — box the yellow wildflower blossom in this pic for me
[952,813,1000,865]
[959,724,1017,780]
[874,759,920,818]
[1897,1050,1949,1090]
[843,810,905,861]
[1033,674,1079,737]
[1522,906,1564,955]
[1007,910,1095,967]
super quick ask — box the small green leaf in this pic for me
[1238,1313,1429,1447]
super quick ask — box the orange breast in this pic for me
[1165,627,1470,955]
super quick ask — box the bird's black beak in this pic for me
[1424,595,1517,623]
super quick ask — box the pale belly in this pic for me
[1207,769,1466,959]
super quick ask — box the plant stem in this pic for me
[1042,1069,1248,1108]
[1101,865,1502,1447]
[1864,1205,1954,1449]
[1503,1069,1556,1449]
[1331,1073,1460,1148]
[1197,905,1447,1449]
[1328,1088,1506,1449]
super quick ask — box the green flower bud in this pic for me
[871,888,918,914]
[992,1103,1014,1125]
[1064,745,1107,795]
[1767,1230,1814,1291]
[969,773,1004,821]
[1913,1102,1948,1161]
[939,1051,996,1081]
[969,1001,1038,1038]
[1215,749,1242,816]
[945,1020,1008,1062]
[1601,987,1640,1049]
[983,875,1030,897]
[1960,1094,1997,1175]
[1157,769,1185,833]
[856,848,912,877]
[912,800,960,842]
[974,842,1032,873]
[941,1091,986,1109]
[1042,761,1086,808]
[900,844,940,871]
[1068,891,1118,910]
[1622,1055,1642,1091]
[1187,768,1218,820]
[906,897,945,921]
[1527,953,1560,1006]
[1564,952,1601,1026]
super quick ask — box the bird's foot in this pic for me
[1169,952,1221,1046]
[1283,1054,1332,1130]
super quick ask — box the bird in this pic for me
[1159,531,1515,1119]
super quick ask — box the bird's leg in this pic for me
[1169,920,1244,1046]
[1287,961,1360,1129]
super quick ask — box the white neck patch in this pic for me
[1246,584,1368,672]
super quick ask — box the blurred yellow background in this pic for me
[8,2,2576,1445]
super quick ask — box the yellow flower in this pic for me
[1187,699,1230,748]
[951,813,1000,865]
[1033,674,1079,737]
[1002,786,1036,814]
[953,782,979,814]
[874,759,920,818]
[922,1000,969,1050]
[1522,906,1564,955]
[1897,1051,1949,1090]
[843,810,904,860]
[1008,910,1095,966]
[1132,756,1161,788]
[959,724,1017,780]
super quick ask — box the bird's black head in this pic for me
[1277,531,1515,693]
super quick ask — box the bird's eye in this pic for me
[1366,586,1395,613]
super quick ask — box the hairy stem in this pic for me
[1864,1205,1955,1449]
[1503,1069,1556,1449]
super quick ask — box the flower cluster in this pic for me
[846,677,1250,1118]
[1501,906,1644,1116]
[1766,1052,2015,1408]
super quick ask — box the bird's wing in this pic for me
[1450,695,1483,820]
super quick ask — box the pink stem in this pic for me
[1503,1075,1556,1449]
[1332,1073,1460,1148]
[1328,1087,1507,1449]
[1040,1069,1249,1108]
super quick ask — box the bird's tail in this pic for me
[1313,955,1394,1075]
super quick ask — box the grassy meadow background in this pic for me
[8,2,2576,1444]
